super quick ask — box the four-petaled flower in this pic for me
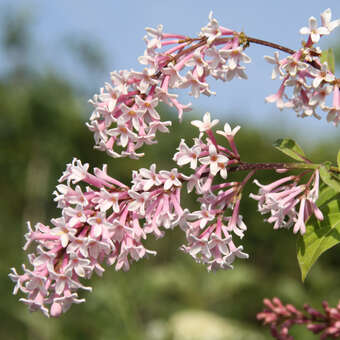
[300,16,329,43]
[191,112,219,132]
[199,144,229,177]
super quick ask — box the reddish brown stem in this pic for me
[246,36,296,55]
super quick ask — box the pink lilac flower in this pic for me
[321,8,340,33]
[199,11,222,45]
[88,13,252,159]
[180,212,249,271]
[191,112,219,132]
[173,114,249,271]
[264,51,284,80]
[199,144,229,178]
[11,159,192,317]
[266,9,340,122]
[250,170,323,235]
[173,139,201,169]
[300,16,329,43]
[311,62,335,88]
[216,122,240,138]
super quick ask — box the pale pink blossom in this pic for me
[300,16,329,43]
[216,122,240,138]
[173,139,201,169]
[191,112,219,132]
[200,11,222,45]
[199,144,229,177]
[321,8,340,34]
[264,51,284,80]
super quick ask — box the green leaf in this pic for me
[337,150,340,170]
[297,187,340,282]
[320,164,340,192]
[273,138,306,162]
[317,184,339,207]
[320,48,335,74]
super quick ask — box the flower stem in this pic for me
[228,162,322,173]
[246,36,296,55]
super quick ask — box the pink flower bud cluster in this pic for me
[265,8,340,125]
[250,170,323,235]
[87,12,252,159]
[258,297,340,339]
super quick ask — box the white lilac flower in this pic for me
[144,24,164,49]
[200,11,221,45]
[87,212,111,238]
[65,253,92,278]
[107,118,137,147]
[178,71,209,98]
[59,158,89,185]
[63,206,87,227]
[321,8,340,34]
[311,63,335,88]
[225,65,248,81]
[185,49,209,77]
[216,122,240,138]
[128,191,149,215]
[221,47,251,70]
[162,64,184,88]
[309,85,333,108]
[130,68,159,93]
[199,144,229,176]
[134,164,162,191]
[300,16,329,43]
[281,56,308,77]
[205,46,226,69]
[173,139,201,169]
[92,188,120,213]
[191,112,219,132]
[264,51,284,80]
[119,103,145,131]
[50,217,77,248]
[159,168,182,190]
[135,95,160,120]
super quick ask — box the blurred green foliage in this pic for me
[1,7,340,340]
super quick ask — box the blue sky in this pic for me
[2,0,340,143]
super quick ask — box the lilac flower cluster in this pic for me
[258,297,340,339]
[173,113,249,271]
[9,159,186,317]
[9,113,253,316]
[10,8,338,319]
[10,108,328,316]
[87,12,252,159]
[250,170,323,235]
[87,9,340,163]
[265,8,340,125]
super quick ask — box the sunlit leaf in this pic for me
[297,187,340,282]
[317,184,339,206]
[273,138,306,162]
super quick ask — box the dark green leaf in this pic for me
[273,138,306,162]
[337,150,340,170]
